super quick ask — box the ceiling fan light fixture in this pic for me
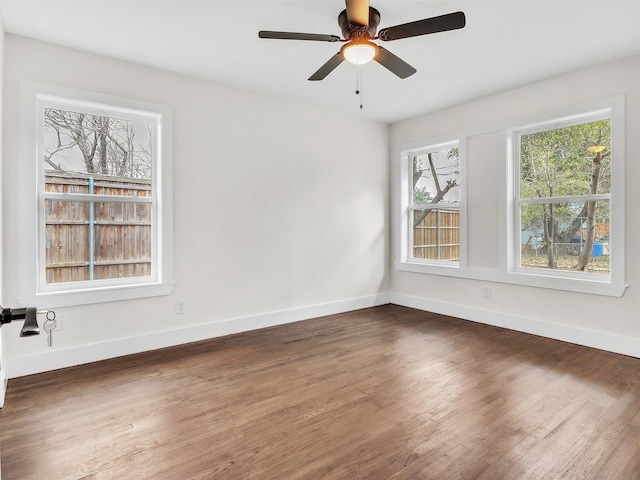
[342,41,378,65]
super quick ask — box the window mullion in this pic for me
[517,194,611,205]
[42,192,153,204]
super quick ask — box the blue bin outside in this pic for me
[592,242,603,257]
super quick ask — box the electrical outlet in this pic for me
[483,286,492,299]
[175,299,187,315]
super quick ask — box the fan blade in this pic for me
[378,11,466,41]
[309,52,344,81]
[259,31,341,42]
[374,46,416,79]
[345,0,370,27]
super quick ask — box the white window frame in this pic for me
[393,96,626,297]
[396,137,467,273]
[19,81,174,307]
[502,95,625,295]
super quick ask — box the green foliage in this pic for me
[520,119,610,232]
[447,147,460,163]
[520,119,610,197]
[413,186,432,205]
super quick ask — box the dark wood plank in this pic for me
[2,305,640,479]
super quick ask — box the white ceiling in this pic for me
[1,0,639,124]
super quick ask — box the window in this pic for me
[19,81,173,307]
[397,139,465,271]
[507,96,625,291]
[393,96,624,296]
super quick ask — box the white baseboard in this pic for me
[390,293,640,359]
[4,293,392,379]
[0,375,5,408]
[5,291,638,381]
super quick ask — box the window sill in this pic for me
[396,261,460,275]
[395,261,627,297]
[18,281,175,308]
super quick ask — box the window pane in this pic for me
[45,199,91,283]
[45,199,152,284]
[94,200,152,281]
[412,208,460,262]
[520,119,611,199]
[42,105,155,286]
[520,201,610,274]
[412,146,459,206]
[44,108,152,186]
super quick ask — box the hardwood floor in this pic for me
[2,305,640,479]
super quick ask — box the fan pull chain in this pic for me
[355,65,364,109]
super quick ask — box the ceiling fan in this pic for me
[258,0,466,81]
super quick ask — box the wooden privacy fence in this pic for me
[45,171,152,284]
[413,208,460,261]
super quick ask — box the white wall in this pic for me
[390,55,640,355]
[0,8,6,412]
[3,34,639,380]
[1,35,390,376]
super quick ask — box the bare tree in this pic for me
[412,151,459,227]
[44,109,151,179]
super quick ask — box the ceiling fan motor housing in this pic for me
[338,7,381,40]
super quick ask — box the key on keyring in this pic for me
[43,317,56,347]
